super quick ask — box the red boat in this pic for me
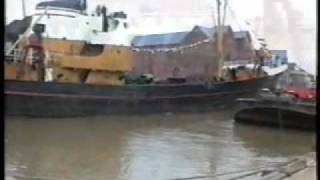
[284,87,316,100]
[282,70,316,101]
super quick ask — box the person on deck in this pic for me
[101,6,109,32]
[22,24,46,81]
[95,5,101,16]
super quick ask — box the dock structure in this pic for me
[234,62,316,130]
[234,103,315,131]
[263,153,316,180]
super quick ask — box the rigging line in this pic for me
[222,0,228,26]
[225,2,262,48]
[212,10,217,27]
[225,2,243,31]
[210,3,217,27]
[227,7,242,31]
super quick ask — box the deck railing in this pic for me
[5,49,40,63]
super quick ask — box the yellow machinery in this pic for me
[5,38,133,86]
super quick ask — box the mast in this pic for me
[80,0,87,13]
[216,0,227,79]
[22,0,26,17]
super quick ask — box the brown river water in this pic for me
[5,111,314,180]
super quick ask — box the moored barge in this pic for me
[5,0,287,117]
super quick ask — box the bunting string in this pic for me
[131,39,211,53]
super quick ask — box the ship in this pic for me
[234,93,315,130]
[234,67,316,130]
[4,0,288,117]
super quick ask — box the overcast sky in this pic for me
[5,0,316,74]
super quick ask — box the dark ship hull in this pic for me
[5,74,282,117]
[234,99,315,130]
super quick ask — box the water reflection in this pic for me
[233,123,314,157]
[5,112,314,180]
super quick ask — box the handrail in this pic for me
[5,49,41,63]
[6,7,48,56]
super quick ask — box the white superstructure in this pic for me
[30,6,133,46]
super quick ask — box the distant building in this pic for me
[131,29,217,82]
[132,32,189,48]
[270,50,288,67]
[191,25,236,63]
[178,26,254,65]
[232,31,255,65]
[131,25,255,81]
[132,30,206,48]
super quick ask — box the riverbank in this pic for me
[285,166,316,180]
[284,153,316,180]
[259,152,316,180]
